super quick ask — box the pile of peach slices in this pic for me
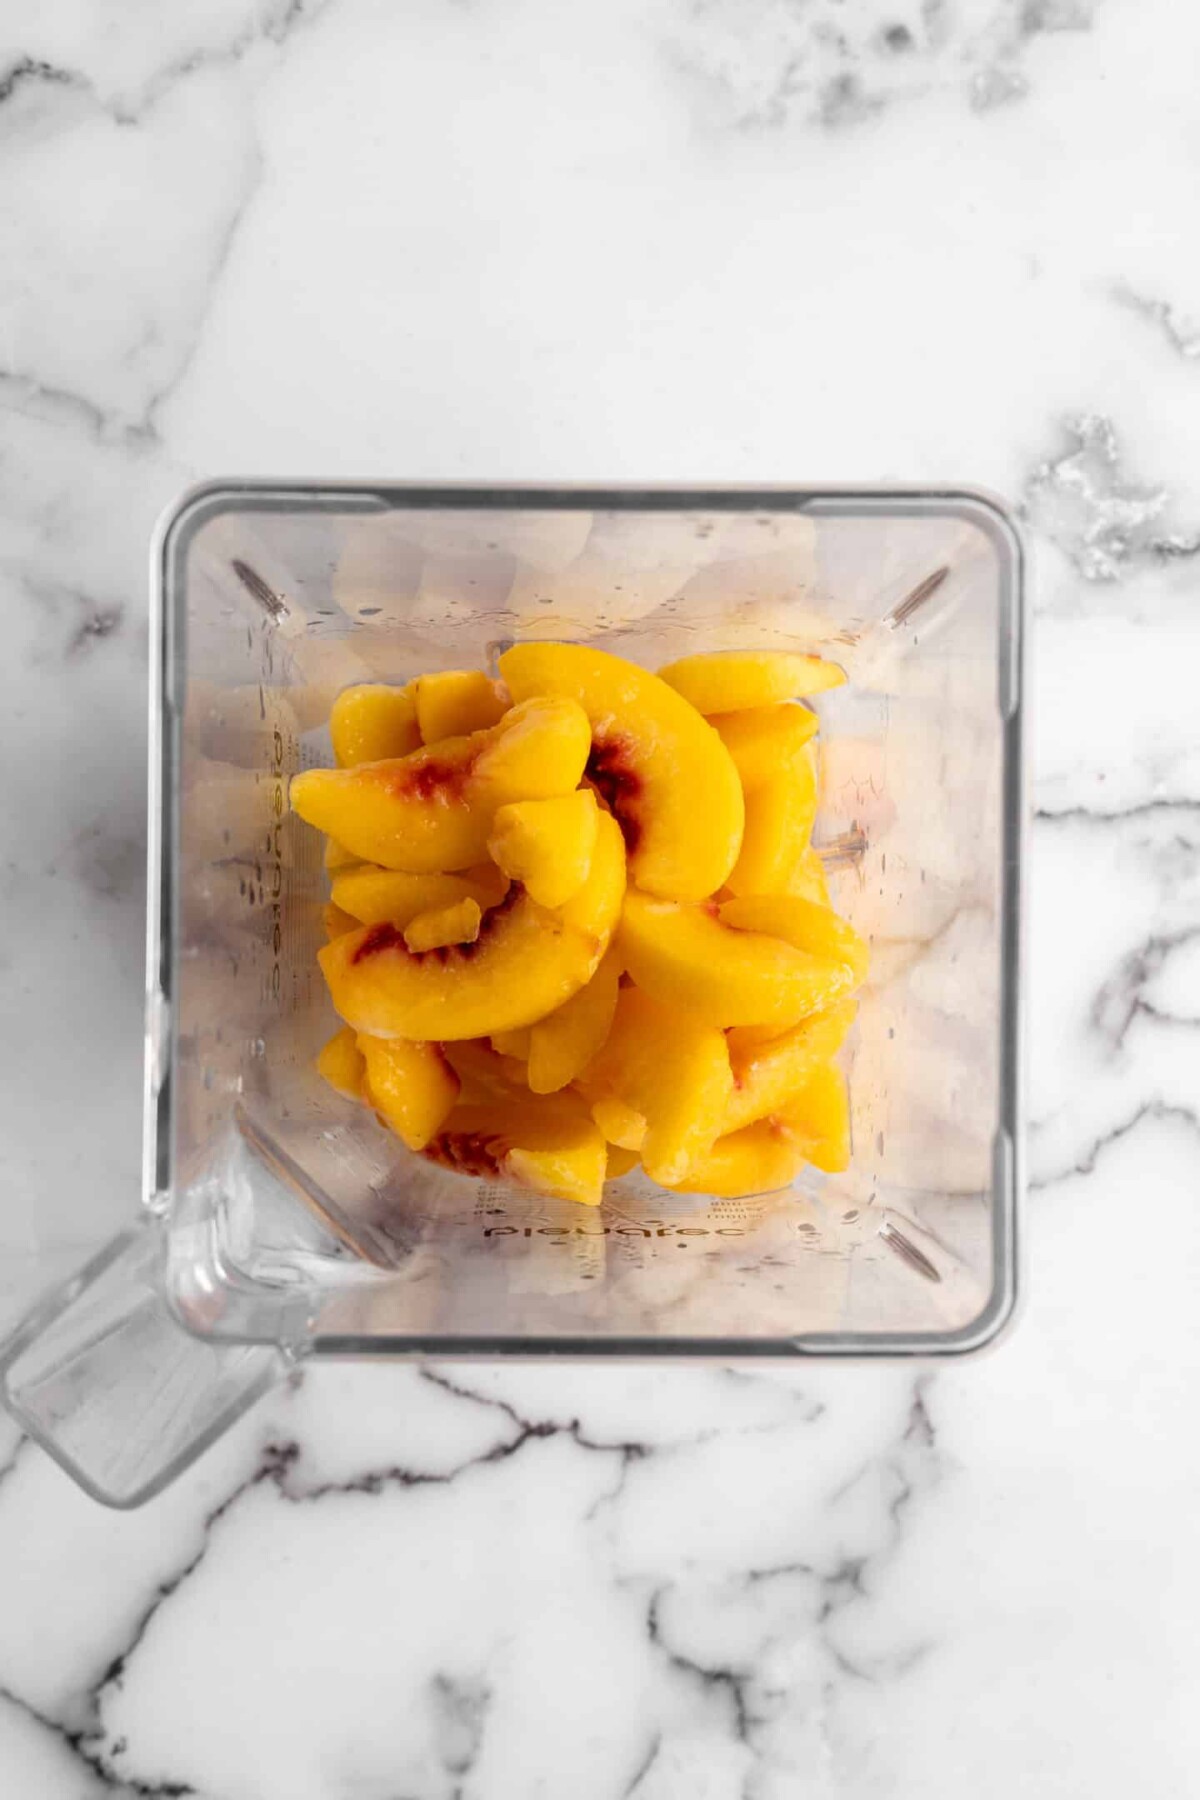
[291,644,867,1207]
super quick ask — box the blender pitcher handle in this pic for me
[0,1221,284,1509]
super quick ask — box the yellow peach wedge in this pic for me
[323,901,360,941]
[442,1040,531,1101]
[723,999,857,1133]
[666,1119,808,1198]
[357,1035,460,1150]
[488,789,600,909]
[331,864,509,927]
[403,897,482,954]
[414,669,507,743]
[500,642,743,901]
[776,1064,852,1173]
[658,649,846,714]
[718,894,868,986]
[782,846,831,908]
[424,1099,607,1207]
[291,695,591,873]
[583,986,732,1186]
[318,808,624,1040]
[317,1026,367,1101]
[725,746,818,897]
[324,836,361,873]
[711,704,819,786]
[330,683,421,766]
[618,889,856,1029]
[605,1144,641,1180]
[489,1027,532,1061]
[526,947,621,1095]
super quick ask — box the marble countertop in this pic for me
[3,1,1200,1794]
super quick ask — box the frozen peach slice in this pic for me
[323,901,360,941]
[589,1094,646,1152]
[414,670,507,743]
[725,747,818,897]
[291,696,591,873]
[605,1144,641,1180]
[488,789,600,909]
[324,836,361,872]
[723,999,856,1133]
[317,1026,367,1100]
[712,704,819,786]
[618,890,856,1029]
[776,1064,851,1173]
[527,947,621,1095]
[319,808,624,1041]
[658,650,845,714]
[403,896,482,953]
[718,894,868,986]
[442,1040,531,1100]
[499,642,743,901]
[331,683,421,766]
[425,1100,607,1207]
[583,987,732,1186]
[782,845,831,907]
[665,1119,808,1198]
[357,1035,459,1150]
[332,864,509,927]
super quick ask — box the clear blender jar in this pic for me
[0,486,1024,1506]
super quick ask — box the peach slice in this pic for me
[777,1064,851,1173]
[725,747,818,897]
[723,999,856,1133]
[582,987,732,1186]
[782,845,831,907]
[618,890,857,1029]
[712,704,819,786]
[605,1144,641,1180]
[414,670,507,743]
[425,1099,607,1207]
[357,1035,460,1149]
[317,1026,367,1100]
[291,695,591,872]
[665,1119,808,1198]
[589,1094,646,1152]
[489,1027,532,1060]
[442,1039,531,1100]
[319,808,624,1040]
[718,894,868,986]
[658,650,846,714]
[324,836,361,873]
[499,642,743,901]
[488,789,599,909]
[331,683,421,766]
[323,901,360,941]
[403,896,482,953]
[332,864,509,927]
[527,947,621,1095]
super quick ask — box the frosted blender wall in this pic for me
[161,487,1021,1353]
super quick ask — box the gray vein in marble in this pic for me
[0,1682,193,1798]
[1023,414,1200,581]
[1091,928,1200,1050]
[1030,1100,1200,1191]
[0,0,329,123]
[1035,799,1200,823]
[428,1670,491,1787]
[662,0,1096,133]
[1112,283,1200,361]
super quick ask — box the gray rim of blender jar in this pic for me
[149,482,1025,1362]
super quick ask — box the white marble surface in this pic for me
[3,0,1200,1793]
